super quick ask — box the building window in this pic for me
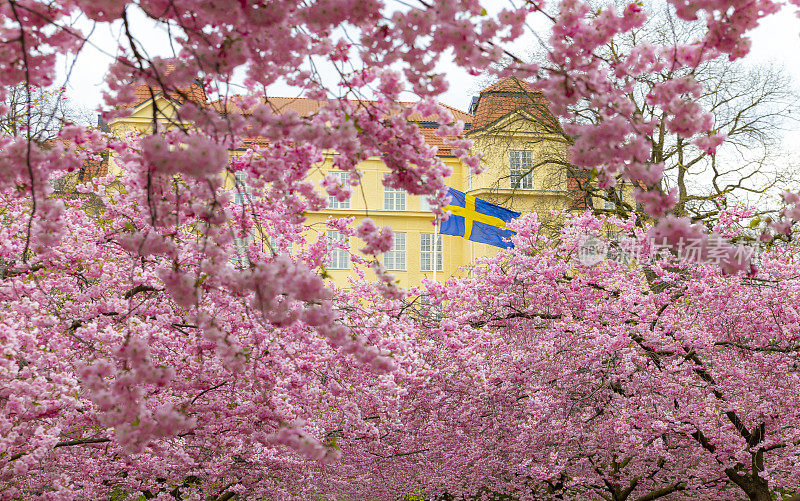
[384,232,406,271]
[327,171,351,209]
[234,171,252,204]
[420,233,443,272]
[268,236,293,255]
[509,150,534,190]
[384,186,406,211]
[420,196,432,212]
[418,294,443,321]
[604,186,624,210]
[233,234,253,267]
[327,230,350,269]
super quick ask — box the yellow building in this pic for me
[105,77,624,288]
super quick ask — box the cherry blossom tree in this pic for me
[310,212,800,501]
[2,0,800,499]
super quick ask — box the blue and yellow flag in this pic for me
[439,187,521,249]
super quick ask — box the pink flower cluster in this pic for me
[2,0,798,497]
[357,218,394,255]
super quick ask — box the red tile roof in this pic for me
[123,80,208,109]
[480,77,539,94]
[118,77,560,158]
[469,77,559,132]
[214,96,472,156]
[118,62,209,109]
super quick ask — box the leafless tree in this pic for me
[0,84,93,142]
[582,6,800,226]
[476,4,799,231]
[0,85,106,202]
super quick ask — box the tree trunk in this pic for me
[749,486,772,501]
[726,469,771,501]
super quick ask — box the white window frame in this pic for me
[268,235,293,256]
[327,230,350,269]
[420,233,443,272]
[233,234,253,267]
[418,294,443,321]
[384,232,406,271]
[509,150,534,190]
[327,171,351,210]
[384,186,406,211]
[234,171,252,204]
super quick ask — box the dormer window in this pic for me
[509,150,534,190]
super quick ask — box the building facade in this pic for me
[106,77,620,288]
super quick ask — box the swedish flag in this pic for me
[439,187,521,249]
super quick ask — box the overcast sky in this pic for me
[59,5,800,116]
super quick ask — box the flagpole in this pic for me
[470,241,474,276]
[433,217,439,282]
